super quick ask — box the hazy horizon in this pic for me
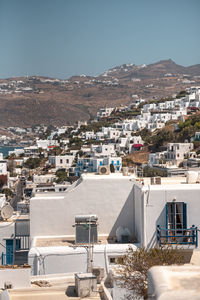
[0,58,199,80]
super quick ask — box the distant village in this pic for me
[1,85,200,299]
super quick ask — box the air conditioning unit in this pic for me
[99,165,110,175]
[155,177,161,185]
[92,267,105,284]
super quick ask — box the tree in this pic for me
[55,169,68,183]
[48,146,62,156]
[1,188,13,198]
[24,157,41,169]
[117,246,184,299]
[143,166,167,177]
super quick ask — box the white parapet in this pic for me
[0,267,31,289]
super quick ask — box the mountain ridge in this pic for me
[0,59,200,127]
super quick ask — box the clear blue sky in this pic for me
[0,0,199,79]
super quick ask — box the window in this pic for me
[166,202,187,234]
[15,239,21,251]
[109,257,116,264]
[60,159,63,164]
[66,159,69,163]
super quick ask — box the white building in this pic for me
[149,152,166,165]
[28,173,200,276]
[0,159,7,175]
[33,174,56,184]
[29,173,137,275]
[75,155,122,175]
[90,144,116,157]
[48,154,75,170]
[97,107,114,119]
[133,176,199,249]
[166,142,194,165]
[36,139,59,150]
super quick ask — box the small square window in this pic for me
[109,257,116,264]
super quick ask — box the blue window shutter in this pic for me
[166,203,168,228]
[183,203,187,229]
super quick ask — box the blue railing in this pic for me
[157,225,198,247]
[1,252,6,265]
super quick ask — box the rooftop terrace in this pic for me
[2,273,102,300]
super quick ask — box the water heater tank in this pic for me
[75,214,98,223]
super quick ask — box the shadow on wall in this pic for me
[108,189,135,242]
[32,256,38,276]
[147,207,166,250]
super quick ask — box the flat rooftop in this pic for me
[35,235,110,247]
[4,274,101,300]
[81,173,135,180]
[34,235,137,248]
[0,213,29,224]
[135,176,200,190]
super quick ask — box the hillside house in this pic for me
[166,143,194,165]
[48,154,75,170]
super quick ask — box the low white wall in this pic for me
[29,244,137,275]
[0,268,31,289]
[0,290,10,300]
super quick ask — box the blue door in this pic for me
[6,240,14,265]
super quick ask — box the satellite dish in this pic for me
[116,226,131,243]
[1,204,13,220]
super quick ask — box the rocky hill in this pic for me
[0,59,200,126]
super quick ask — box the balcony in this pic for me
[157,225,198,247]
[1,236,30,266]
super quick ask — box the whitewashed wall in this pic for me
[30,175,135,240]
[0,268,31,288]
[0,222,15,264]
[135,184,200,248]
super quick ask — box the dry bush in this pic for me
[117,246,184,299]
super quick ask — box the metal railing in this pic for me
[1,252,6,265]
[15,235,30,251]
[157,225,198,247]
